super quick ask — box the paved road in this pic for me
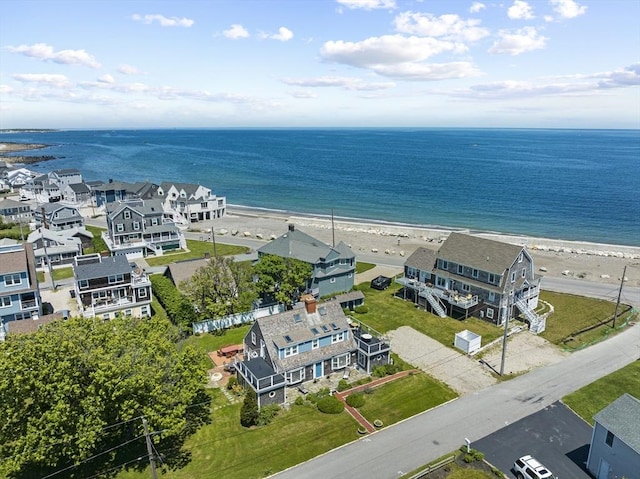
[272,320,640,479]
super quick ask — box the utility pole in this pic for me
[210,227,217,257]
[331,209,335,247]
[142,417,158,479]
[499,290,513,376]
[612,265,627,329]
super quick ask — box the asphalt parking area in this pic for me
[473,401,592,479]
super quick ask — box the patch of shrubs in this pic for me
[337,379,350,392]
[226,376,238,390]
[354,306,369,314]
[294,396,304,406]
[257,404,281,426]
[150,275,197,331]
[317,395,344,414]
[459,446,484,463]
[307,387,331,404]
[372,362,402,378]
[345,392,365,408]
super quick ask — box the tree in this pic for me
[253,254,312,307]
[150,274,197,331]
[240,388,259,427]
[180,256,257,319]
[0,316,208,478]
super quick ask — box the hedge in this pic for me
[150,275,197,331]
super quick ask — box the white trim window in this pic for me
[283,345,298,358]
[331,353,350,370]
[138,288,148,298]
[285,368,305,384]
[331,332,345,344]
[488,273,495,284]
[124,210,131,219]
[521,268,526,278]
[330,278,336,284]
[472,269,479,278]
[488,291,495,302]
[511,271,516,283]
[457,265,463,275]
[0,296,12,308]
[4,274,22,286]
[133,221,140,231]
[251,331,257,346]
[312,339,319,349]
[116,224,124,233]
[486,308,494,319]
[461,283,470,292]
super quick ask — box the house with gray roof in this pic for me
[72,254,151,319]
[0,198,32,224]
[32,203,84,231]
[91,180,131,207]
[257,224,356,298]
[398,233,543,331]
[27,227,92,268]
[236,295,390,408]
[155,182,226,225]
[587,393,640,479]
[49,169,83,188]
[104,198,185,257]
[61,182,91,204]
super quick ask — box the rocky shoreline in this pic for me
[0,142,57,164]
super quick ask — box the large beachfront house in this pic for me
[27,227,92,269]
[72,254,152,319]
[155,182,226,225]
[48,169,83,188]
[104,199,185,257]
[0,243,42,340]
[32,203,84,231]
[397,233,543,332]
[586,393,640,479]
[257,225,356,298]
[0,198,32,224]
[236,295,390,408]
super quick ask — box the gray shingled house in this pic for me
[32,203,84,231]
[587,393,640,479]
[236,295,390,408]
[397,232,543,332]
[257,224,356,299]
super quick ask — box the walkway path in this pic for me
[334,370,417,433]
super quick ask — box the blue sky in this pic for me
[1,0,638,129]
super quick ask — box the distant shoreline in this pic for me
[0,142,57,164]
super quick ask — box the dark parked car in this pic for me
[370,275,392,290]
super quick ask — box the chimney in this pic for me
[302,294,316,314]
[288,224,295,232]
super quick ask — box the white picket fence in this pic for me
[192,304,284,334]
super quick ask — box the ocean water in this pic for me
[2,128,639,246]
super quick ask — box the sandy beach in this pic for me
[215,205,640,288]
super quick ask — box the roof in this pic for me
[92,181,131,192]
[438,232,525,274]
[258,225,355,265]
[5,312,66,336]
[73,254,132,281]
[404,246,438,271]
[593,393,640,454]
[0,198,27,210]
[241,357,283,380]
[166,257,210,286]
[255,299,356,372]
[106,199,165,218]
[159,182,204,198]
[0,244,28,275]
[52,168,81,175]
[37,203,81,216]
[333,290,365,304]
[67,183,91,194]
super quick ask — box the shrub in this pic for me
[354,306,369,314]
[226,376,238,390]
[337,379,349,392]
[294,396,304,406]
[462,454,475,463]
[257,404,280,426]
[150,275,197,331]
[346,392,365,408]
[240,389,259,427]
[472,449,484,461]
[317,396,344,414]
[307,387,330,404]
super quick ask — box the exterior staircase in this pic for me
[515,298,545,334]
[421,289,447,318]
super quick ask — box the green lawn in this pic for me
[145,240,249,267]
[540,291,635,350]
[355,261,376,274]
[563,360,640,425]
[115,400,359,479]
[84,225,109,254]
[357,372,457,426]
[51,266,74,281]
[352,283,503,348]
[181,326,250,356]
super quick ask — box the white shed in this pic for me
[454,330,481,354]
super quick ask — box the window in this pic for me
[457,265,463,275]
[472,269,478,278]
[200,202,208,208]
[141,306,149,316]
[442,260,448,270]
[133,221,140,231]
[138,288,148,298]
[331,353,350,370]
[103,313,110,320]
[488,291,495,301]
[268,391,276,398]
[461,283,470,292]
[116,224,124,232]
[488,273,495,284]
[251,331,256,346]
[0,297,11,308]
[486,308,494,319]
[108,274,124,284]
[124,210,131,219]
[4,274,22,286]
[605,430,615,447]
[522,268,526,278]
[330,278,336,283]
[93,291,108,299]
[332,332,345,343]
[436,277,446,287]
[511,271,516,283]
[518,252,523,263]
[312,339,319,349]
[125,309,132,316]
[78,280,88,289]
[283,345,298,358]
[151,218,158,226]
[285,368,304,383]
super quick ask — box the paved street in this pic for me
[272,321,640,479]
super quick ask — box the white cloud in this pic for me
[489,27,547,55]
[223,24,250,39]
[288,90,318,99]
[336,0,396,10]
[508,1,535,20]
[394,12,490,43]
[5,43,101,68]
[131,13,194,27]
[98,74,115,84]
[372,61,482,81]
[117,64,141,75]
[282,75,395,90]
[12,73,70,88]
[0,84,14,94]
[266,27,294,42]
[470,2,486,13]
[549,0,587,19]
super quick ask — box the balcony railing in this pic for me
[396,277,479,309]
[21,300,38,309]
[236,361,286,392]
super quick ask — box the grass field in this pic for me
[181,326,250,356]
[563,360,640,425]
[84,225,109,254]
[355,261,376,274]
[51,266,74,281]
[357,372,457,426]
[145,240,249,266]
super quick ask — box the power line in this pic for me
[80,456,148,479]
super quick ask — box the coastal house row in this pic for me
[235,295,390,408]
[71,254,152,319]
[27,227,93,269]
[257,224,356,299]
[397,233,544,332]
[0,243,42,340]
